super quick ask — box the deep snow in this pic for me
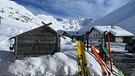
[0,36,103,76]
[0,35,125,76]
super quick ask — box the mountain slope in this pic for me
[0,0,64,36]
[0,0,94,36]
[91,0,135,37]
[92,0,135,25]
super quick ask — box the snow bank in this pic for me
[0,37,103,76]
[9,53,77,76]
[109,42,127,52]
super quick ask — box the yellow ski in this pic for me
[77,41,90,76]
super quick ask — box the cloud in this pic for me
[13,0,131,19]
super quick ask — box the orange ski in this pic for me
[91,44,112,76]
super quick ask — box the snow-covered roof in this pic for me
[58,30,83,36]
[57,30,66,35]
[93,25,134,36]
[67,31,81,36]
[9,23,60,39]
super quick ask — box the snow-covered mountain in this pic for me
[0,0,94,37]
[57,17,95,31]
[0,0,65,33]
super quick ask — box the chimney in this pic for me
[111,25,115,29]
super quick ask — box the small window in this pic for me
[96,34,97,37]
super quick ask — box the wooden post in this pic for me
[107,33,113,72]
[55,34,60,53]
[14,37,17,61]
[86,34,89,51]
[58,35,60,52]
[103,31,107,47]
[0,16,2,25]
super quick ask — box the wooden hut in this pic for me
[10,22,60,59]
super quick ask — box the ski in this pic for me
[119,70,124,76]
[113,59,124,76]
[102,43,110,58]
[91,44,112,76]
[77,41,90,76]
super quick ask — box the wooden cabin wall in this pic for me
[14,26,59,59]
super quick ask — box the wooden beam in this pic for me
[41,22,52,26]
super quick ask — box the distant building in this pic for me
[58,30,83,42]
[58,30,70,38]
[10,23,60,59]
[86,25,134,44]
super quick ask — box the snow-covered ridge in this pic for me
[0,0,65,32]
[0,0,35,23]
[0,0,94,34]
[57,17,95,31]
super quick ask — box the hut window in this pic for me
[96,34,98,37]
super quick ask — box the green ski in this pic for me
[119,70,124,76]
[102,43,110,58]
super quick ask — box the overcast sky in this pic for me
[12,0,131,19]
